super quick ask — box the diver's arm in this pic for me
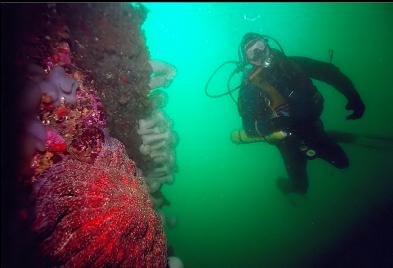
[242,117,260,137]
[290,56,365,119]
[238,85,261,137]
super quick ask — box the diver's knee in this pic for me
[333,157,349,169]
[332,159,349,169]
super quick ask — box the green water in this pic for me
[140,3,393,267]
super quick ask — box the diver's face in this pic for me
[245,39,270,67]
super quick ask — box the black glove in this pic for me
[345,98,365,120]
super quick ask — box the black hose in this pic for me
[204,34,285,103]
[204,60,242,98]
[227,69,241,104]
[261,34,286,56]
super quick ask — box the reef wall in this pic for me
[1,3,170,267]
[57,3,154,168]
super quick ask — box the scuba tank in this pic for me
[231,128,317,159]
[231,129,288,144]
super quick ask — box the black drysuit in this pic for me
[238,49,364,194]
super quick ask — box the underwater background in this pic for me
[141,3,393,268]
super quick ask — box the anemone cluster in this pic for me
[136,61,179,227]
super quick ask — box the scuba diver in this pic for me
[234,32,365,195]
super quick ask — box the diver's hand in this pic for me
[345,99,365,120]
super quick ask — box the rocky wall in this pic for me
[1,3,168,267]
[57,3,154,168]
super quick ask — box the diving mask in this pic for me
[245,39,272,68]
